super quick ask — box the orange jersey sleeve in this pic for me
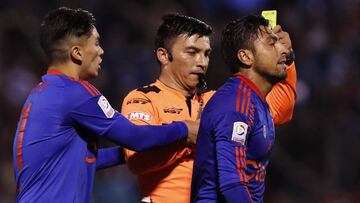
[121,89,192,176]
[266,62,297,125]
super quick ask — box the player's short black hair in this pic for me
[221,15,269,73]
[40,7,96,63]
[155,14,213,54]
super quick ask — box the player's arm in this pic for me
[68,95,190,152]
[96,146,125,170]
[214,112,252,202]
[266,62,296,125]
[266,25,297,125]
[121,91,193,175]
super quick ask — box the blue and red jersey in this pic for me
[191,74,275,203]
[13,70,188,203]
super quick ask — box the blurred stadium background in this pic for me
[0,0,359,202]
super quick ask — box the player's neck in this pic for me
[159,74,195,97]
[239,71,273,97]
[48,61,80,80]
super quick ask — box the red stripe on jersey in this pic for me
[246,186,253,202]
[233,73,265,101]
[17,103,32,170]
[84,81,100,95]
[241,85,250,115]
[244,88,252,116]
[238,149,252,202]
[235,146,244,181]
[237,81,252,116]
[47,70,100,96]
[47,70,78,81]
[240,85,248,113]
[236,81,244,112]
[236,146,247,182]
[47,70,65,76]
[79,81,96,96]
[240,147,247,181]
[85,157,96,163]
[248,104,255,128]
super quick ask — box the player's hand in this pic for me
[273,25,295,65]
[273,25,291,50]
[183,120,200,144]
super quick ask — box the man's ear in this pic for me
[156,47,172,65]
[237,49,253,67]
[70,46,82,65]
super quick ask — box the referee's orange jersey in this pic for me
[121,63,296,203]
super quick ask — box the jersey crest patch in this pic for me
[97,96,115,118]
[127,112,152,121]
[231,121,248,145]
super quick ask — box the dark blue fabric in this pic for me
[191,76,275,203]
[13,73,188,203]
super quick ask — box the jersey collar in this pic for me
[155,80,198,99]
[47,70,79,81]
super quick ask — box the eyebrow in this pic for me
[258,26,278,43]
[266,33,278,43]
[185,46,212,52]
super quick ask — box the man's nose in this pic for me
[197,54,209,70]
[277,42,289,57]
[99,46,104,56]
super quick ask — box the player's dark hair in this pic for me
[221,15,269,73]
[155,14,212,61]
[40,7,96,63]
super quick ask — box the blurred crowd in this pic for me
[0,0,359,202]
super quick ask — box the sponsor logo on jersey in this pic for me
[163,107,183,114]
[231,121,248,145]
[126,98,151,105]
[247,161,266,182]
[97,96,115,118]
[127,112,152,121]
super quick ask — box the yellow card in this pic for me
[261,10,277,29]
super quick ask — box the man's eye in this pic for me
[268,40,276,46]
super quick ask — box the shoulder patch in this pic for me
[231,121,248,145]
[137,85,161,94]
[98,96,115,118]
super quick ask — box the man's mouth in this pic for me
[191,71,205,77]
[277,58,287,69]
[98,59,103,69]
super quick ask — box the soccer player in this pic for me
[122,14,296,203]
[191,15,296,203]
[12,7,198,203]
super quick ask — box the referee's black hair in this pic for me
[155,14,213,61]
[221,15,269,73]
[40,7,96,63]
